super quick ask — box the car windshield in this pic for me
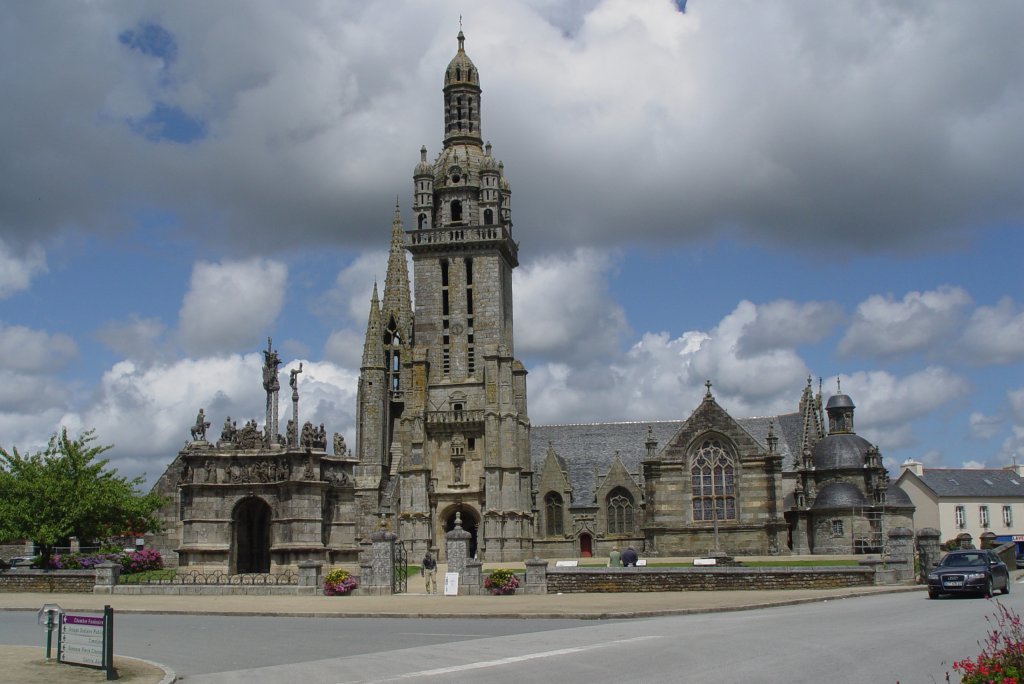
[941,553,987,567]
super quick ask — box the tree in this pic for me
[0,428,166,567]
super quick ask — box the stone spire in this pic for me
[381,203,413,342]
[361,283,384,369]
[798,375,825,460]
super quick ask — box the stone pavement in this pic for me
[0,583,922,682]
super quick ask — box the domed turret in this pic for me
[443,31,482,146]
[414,146,433,177]
[444,31,479,87]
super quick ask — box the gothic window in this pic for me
[607,488,634,534]
[484,208,493,225]
[418,213,427,230]
[384,319,401,391]
[690,438,737,522]
[451,200,462,223]
[545,492,564,536]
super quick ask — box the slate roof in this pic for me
[530,412,805,506]
[914,469,1024,498]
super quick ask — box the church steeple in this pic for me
[361,283,384,369]
[381,202,413,343]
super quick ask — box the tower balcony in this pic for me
[425,408,485,432]
[406,225,518,266]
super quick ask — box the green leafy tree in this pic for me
[0,428,166,567]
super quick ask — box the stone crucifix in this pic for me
[289,362,303,447]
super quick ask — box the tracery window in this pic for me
[690,438,737,522]
[607,488,634,534]
[545,492,564,536]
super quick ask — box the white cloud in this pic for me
[838,286,971,358]
[960,297,1024,365]
[323,328,364,368]
[827,367,971,451]
[178,258,287,356]
[96,315,168,363]
[736,299,843,356]
[0,324,78,373]
[961,460,986,470]
[0,239,46,299]
[513,249,629,362]
[969,411,1004,441]
[322,250,388,327]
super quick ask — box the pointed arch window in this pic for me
[607,488,634,534]
[544,492,564,536]
[691,439,736,522]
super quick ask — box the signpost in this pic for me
[37,603,62,661]
[56,605,116,680]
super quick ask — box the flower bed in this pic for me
[483,569,520,595]
[323,569,358,596]
[954,601,1024,683]
[49,549,163,574]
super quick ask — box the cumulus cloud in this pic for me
[178,258,287,356]
[970,411,1004,441]
[0,239,46,299]
[3,3,1023,256]
[0,324,78,373]
[838,286,971,359]
[960,297,1024,365]
[321,250,388,327]
[96,315,168,363]
[735,299,843,357]
[513,249,629,362]
[827,367,971,451]
[323,328,365,368]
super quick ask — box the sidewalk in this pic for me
[0,583,923,683]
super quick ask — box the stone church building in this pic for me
[151,31,912,571]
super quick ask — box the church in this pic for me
[150,31,912,571]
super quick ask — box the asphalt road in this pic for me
[2,590,1018,682]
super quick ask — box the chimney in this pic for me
[901,459,924,477]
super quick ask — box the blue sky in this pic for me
[1,1,1023,487]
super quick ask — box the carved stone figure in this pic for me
[204,459,216,483]
[236,421,262,450]
[318,423,327,449]
[262,338,281,394]
[220,417,237,444]
[300,421,316,448]
[333,432,347,456]
[287,419,296,446]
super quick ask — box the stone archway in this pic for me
[233,497,272,573]
[444,508,479,560]
[579,532,593,558]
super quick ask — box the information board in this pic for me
[443,572,460,596]
[59,613,105,667]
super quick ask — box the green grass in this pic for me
[119,569,176,584]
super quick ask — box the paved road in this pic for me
[3,590,1017,682]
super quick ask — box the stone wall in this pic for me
[544,566,875,593]
[0,570,95,593]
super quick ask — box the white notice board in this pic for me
[443,572,460,596]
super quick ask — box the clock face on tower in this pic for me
[450,322,465,335]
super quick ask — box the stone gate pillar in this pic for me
[916,527,942,582]
[446,512,472,594]
[523,557,549,595]
[887,527,915,583]
[362,521,397,596]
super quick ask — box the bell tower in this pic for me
[396,30,533,562]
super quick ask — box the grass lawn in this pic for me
[119,569,176,583]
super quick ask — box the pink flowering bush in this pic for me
[49,549,163,574]
[953,601,1024,684]
[324,569,358,595]
[483,569,520,595]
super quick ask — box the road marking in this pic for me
[346,636,660,683]
[395,632,492,637]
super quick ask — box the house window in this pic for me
[1004,505,1013,527]
[955,506,966,528]
[980,506,990,528]
[544,493,564,536]
[607,489,634,534]
[831,519,844,537]
[690,439,737,522]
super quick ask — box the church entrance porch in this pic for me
[233,497,271,573]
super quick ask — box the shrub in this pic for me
[324,569,358,595]
[953,601,1024,684]
[48,549,163,574]
[483,568,520,595]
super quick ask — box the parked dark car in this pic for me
[927,549,1011,599]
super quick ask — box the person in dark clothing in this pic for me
[421,551,438,593]
[621,546,638,567]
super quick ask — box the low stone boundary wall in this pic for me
[544,566,875,594]
[0,570,95,593]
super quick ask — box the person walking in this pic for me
[422,551,438,593]
[621,546,638,567]
[608,545,622,568]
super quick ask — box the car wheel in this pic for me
[928,590,939,599]
[1003,578,1011,595]
[984,578,994,598]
